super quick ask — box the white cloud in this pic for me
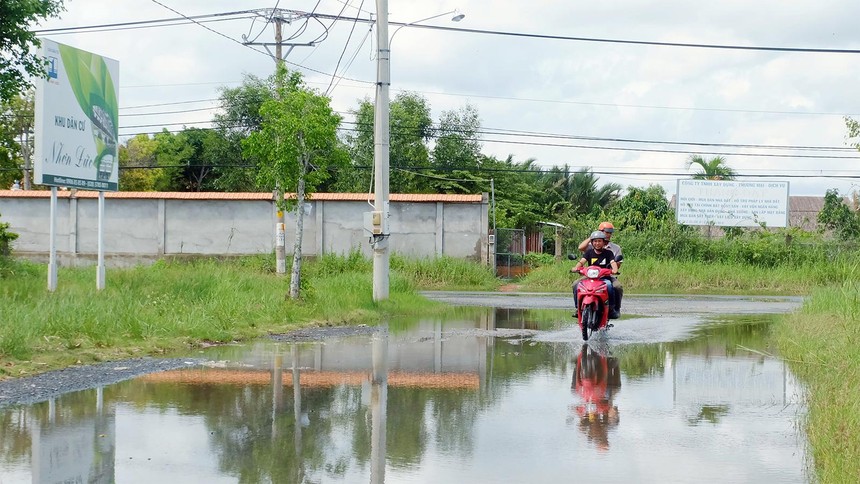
[35,0,860,196]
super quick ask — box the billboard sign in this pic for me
[676,179,789,227]
[34,39,119,191]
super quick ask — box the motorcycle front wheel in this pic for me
[581,306,595,341]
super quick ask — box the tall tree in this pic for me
[549,167,622,216]
[481,155,544,229]
[213,73,278,192]
[432,103,482,171]
[0,91,33,189]
[244,65,347,299]
[118,134,159,191]
[341,91,433,193]
[0,0,65,103]
[608,184,672,231]
[686,155,737,180]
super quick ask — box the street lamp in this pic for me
[372,4,464,301]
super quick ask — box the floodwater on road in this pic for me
[0,296,809,483]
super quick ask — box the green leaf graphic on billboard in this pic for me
[58,44,118,180]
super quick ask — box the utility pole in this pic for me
[243,10,315,276]
[372,0,391,301]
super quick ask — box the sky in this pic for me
[31,0,860,197]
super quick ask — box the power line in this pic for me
[325,0,366,96]
[73,163,860,180]
[400,23,860,54]
[107,75,860,117]
[146,1,372,84]
[33,10,256,34]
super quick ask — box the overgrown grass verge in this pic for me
[774,283,860,483]
[0,254,496,379]
[516,257,860,295]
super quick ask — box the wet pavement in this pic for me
[0,295,809,483]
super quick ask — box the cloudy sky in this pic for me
[33,0,860,196]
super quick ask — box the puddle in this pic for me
[0,308,809,483]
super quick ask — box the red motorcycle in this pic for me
[570,344,621,452]
[572,265,614,341]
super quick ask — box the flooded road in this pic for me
[0,296,809,483]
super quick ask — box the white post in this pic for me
[370,328,389,484]
[373,0,391,301]
[48,186,58,292]
[276,212,286,275]
[97,191,106,290]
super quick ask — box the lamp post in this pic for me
[372,4,464,301]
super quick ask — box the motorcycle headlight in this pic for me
[586,268,600,279]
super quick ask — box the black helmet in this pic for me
[590,231,607,241]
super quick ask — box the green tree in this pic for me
[118,134,160,191]
[0,0,65,103]
[608,184,672,231]
[0,91,33,189]
[244,65,347,299]
[685,155,737,180]
[846,116,860,147]
[340,92,434,193]
[563,168,622,216]
[213,73,278,192]
[818,188,860,239]
[432,103,482,171]
[481,155,544,229]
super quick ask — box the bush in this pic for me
[524,251,556,268]
[0,211,18,257]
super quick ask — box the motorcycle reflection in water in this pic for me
[569,344,621,452]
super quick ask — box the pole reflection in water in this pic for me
[570,344,621,452]
[272,350,283,440]
[292,343,304,483]
[370,325,389,484]
[31,386,116,483]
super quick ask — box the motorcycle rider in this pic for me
[571,231,620,319]
[578,221,623,316]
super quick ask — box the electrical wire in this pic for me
[328,23,374,94]
[33,10,256,34]
[146,1,372,84]
[325,0,366,95]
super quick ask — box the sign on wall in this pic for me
[34,39,119,191]
[676,179,789,227]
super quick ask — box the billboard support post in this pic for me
[48,187,58,292]
[97,191,105,290]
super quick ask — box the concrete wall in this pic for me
[0,191,489,266]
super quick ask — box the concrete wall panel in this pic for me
[0,193,487,265]
[76,199,159,254]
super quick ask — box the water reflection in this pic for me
[570,344,621,452]
[0,309,809,483]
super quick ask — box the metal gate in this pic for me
[495,228,525,278]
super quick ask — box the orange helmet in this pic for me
[598,222,615,233]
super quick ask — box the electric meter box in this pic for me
[363,211,388,236]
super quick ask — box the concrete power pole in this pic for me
[372,0,391,301]
[243,10,315,276]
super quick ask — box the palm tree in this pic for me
[542,167,621,216]
[685,155,737,180]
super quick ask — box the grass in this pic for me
[0,254,495,379]
[516,256,860,295]
[774,282,860,483]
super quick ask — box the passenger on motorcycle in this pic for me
[572,231,620,319]
[578,221,624,315]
